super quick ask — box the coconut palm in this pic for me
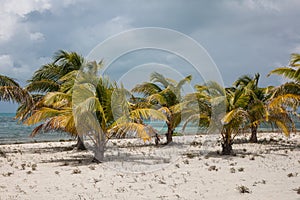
[234,73,294,142]
[221,86,250,154]
[73,63,167,162]
[25,61,167,162]
[16,50,86,149]
[180,84,212,133]
[233,74,268,142]
[131,72,192,144]
[0,74,32,105]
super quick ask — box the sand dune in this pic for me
[0,132,299,200]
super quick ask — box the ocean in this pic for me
[0,113,72,144]
[0,113,299,144]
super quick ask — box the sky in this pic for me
[0,0,300,112]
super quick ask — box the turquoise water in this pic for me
[0,113,298,144]
[0,113,72,144]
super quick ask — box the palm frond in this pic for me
[0,75,20,87]
[150,72,170,88]
[26,80,60,93]
[176,75,192,90]
[131,82,162,96]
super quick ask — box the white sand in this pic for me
[0,132,299,200]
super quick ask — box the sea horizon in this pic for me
[0,112,299,145]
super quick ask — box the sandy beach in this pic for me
[0,132,299,200]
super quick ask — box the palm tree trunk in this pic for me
[249,124,258,143]
[93,141,105,163]
[165,122,173,144]
[92,130,106,163]
[222,133,233,155]
[76,136,86,150]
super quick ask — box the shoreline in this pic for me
[0,130,298,146]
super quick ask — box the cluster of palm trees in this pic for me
[1,50,299,162]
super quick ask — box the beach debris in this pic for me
[238,167,244,172]
[237,185,251,193]
[0,149,6,158]
[208,165,217,171]
[72,168,81,174]
[31,163,37,171]
[183,159,189,164]
[249,156,255,160]
[287,172,298,177]
[26,171,32,174]
[89,165,96,170]
[230,167,236,173]
[175,163,180,168]
[2,172,13,177]
[253,180,266,186]
[190,141,201,146]
[158,179,166,184]
[184,152,197,159]
[293,187,300,194]
[21,163,26,170]
[55,171,60,175]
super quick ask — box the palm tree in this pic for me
[234,74,294,142]
[233,74,267,142]
[16,50,86,150]
[132,72,192,144]
[0,74,32,105]
[72,63,167,162]
[221,85,250,154]
[25,61,167,162]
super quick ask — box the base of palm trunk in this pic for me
[249,132,258,143]
[76,137,87,151]
[165,131,173,145]
[93,143,105,163]
[221,142,233,155]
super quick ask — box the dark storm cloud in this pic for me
[0,0,300,112]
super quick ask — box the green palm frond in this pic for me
[205,81,226,97]
[0,86,31,104]
[150,72,170,88]
[28,63,61,83]
[290,53,300,67]
[269,94,300,110]
[131,82,162,96]
[182,113,210,132]
[24,107,70,125]
[42,92,72,107]
[268,67,300,82]
[0,75,20,87]
[176,75,192,90]
[222,108,248,126]
[26,80,60,93]
[147,93,167,105]
[30,114,76,137]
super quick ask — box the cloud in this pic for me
[0,0,299,91]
